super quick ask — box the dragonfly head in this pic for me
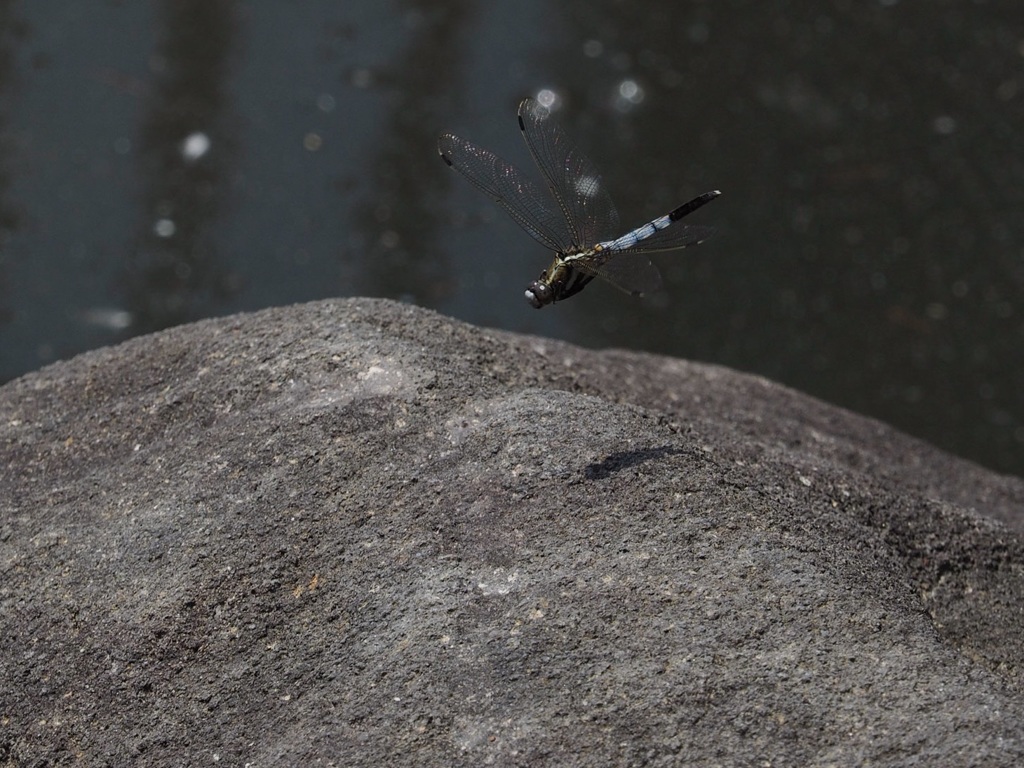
[525,279,552,308]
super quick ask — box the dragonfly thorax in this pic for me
[525,255,596,309]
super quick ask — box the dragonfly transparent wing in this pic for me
[573,252,664,297]
[575,225,714,297]
[438,132,573,253]
[517,98,620,248]
[606,223,717,255]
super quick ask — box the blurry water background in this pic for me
[2,0,1024,476]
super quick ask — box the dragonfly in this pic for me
[438,97,720,308]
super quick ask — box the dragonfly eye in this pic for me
[525,281,550,308]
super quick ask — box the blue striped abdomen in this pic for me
[600,214,674,252]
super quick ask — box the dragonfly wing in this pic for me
[610,224,717,254]
[439,132,573,253]
[518,98,620,247]
[573,222,712,297]
[573,252,663,297]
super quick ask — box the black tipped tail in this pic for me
[669,190,721,222]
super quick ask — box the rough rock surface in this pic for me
[2,297,1023,766]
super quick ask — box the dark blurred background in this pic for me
[1,1,1023,476]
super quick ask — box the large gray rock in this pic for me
[2,298,1022,766]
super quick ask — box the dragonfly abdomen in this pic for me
[601,216,673,251]
[598,190,721,253]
